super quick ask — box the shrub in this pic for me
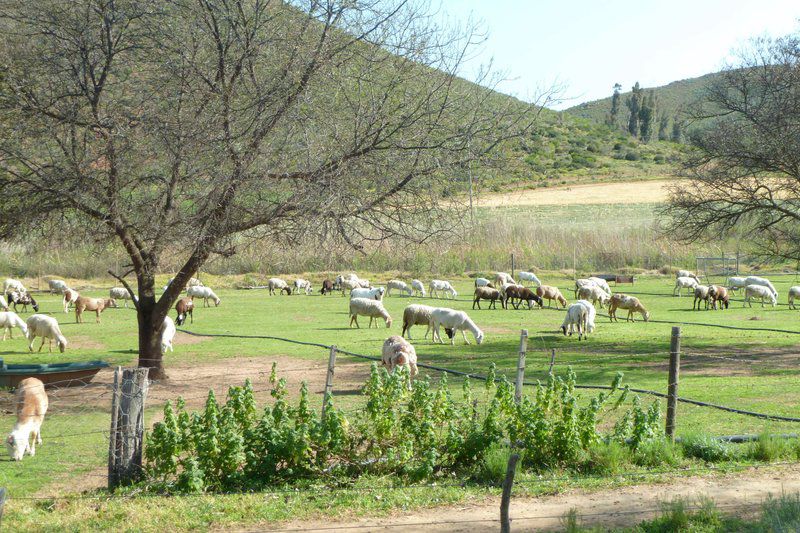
[584,441,630,475]
[746,434,795,462]
[624,151,641,161]
[474,443,515,484]
[633,438,681,467]
[681,434,733,462]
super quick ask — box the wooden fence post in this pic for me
[511,253,515,279]
[322,345,337,418]
[548,348,556,375]
[666,326,681,440]
[515,330,528,403]
[500,453,520,533]
[108,367,150,490]
[0,487,6,526]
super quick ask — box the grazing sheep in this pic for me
[744,276,778,299]
[577,285,610,308]
[356,279,371,289]
[401,304,449,340]
[47,279,69,294]
[340,279,362,296]
[381,335,418,377]
[744,284,777,307]
[430,308,484,345]
[429,280,457,299]
[160,316,176,354]
[789,286,800,310]
[4,278,26,294]
[6,377,48,461]
[336,273,360,285]
[473,286,503,310]
[608,294,650,322]
[494,272,515,286]
[0,295,7,311]
[62,289,79,314]
[727,276,748,292]
[574,299,597,334]
[561,303,589,340]
[75,296,116,323]
[536,285,568,308]
[26,314,67,353]
[499,282,521,308]
[320,279,335,295]
[673,276,699,297]
[7,291,39,313]
[411,279,426,297]
[268,278,292,296]
[517,271,542,287]
[187,286,221,307]
[676,270,700,282]
[109,287,137,308]
[293,279,313,295]
[175,297,194,325]
[350,287,385,300]
[163,276,203,292]
[574,278,597,298]
[386,280,413,297]
[693,285,711,311]
[0,311,28,340]
[588,277,612,296]
[474,277,494,289]
[504,285,542,310]
[708,285,730,310]
[349,297,392,329]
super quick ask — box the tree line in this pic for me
[606,82,683,143]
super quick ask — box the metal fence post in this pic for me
[515,330,527,403]
[500,453,520,533]
[666,327,681,440]
[322,345,337,418]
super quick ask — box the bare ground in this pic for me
[478,180,671,208]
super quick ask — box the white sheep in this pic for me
[744,276,777,299]
[744,284,777,307]
[517,271,542,286]
[676,270,700,282]
[268,277,292,295]
[350,287,385,300]
[0,295,7,311]
[386,280,413,296]
[673,276,699,297]
[588,277,612,295]
[576,284,610,308]
[160,316,176,354]
[574,299,597,334]
[693,285,711,310]
[561,303,588,340]
[381,335,418,377]
[187,286,221,307]
[401,304,435,339]
[494,272,515,286]
[430,308,484,345]
[429,280,457,299]
[163,276,203,292]
[340,279,361,296]
[727,276,748,291]
[109,287,137,308]
[574,278,596,297]
[789,286,800,309]
[4,278,26,295]
[293,279,313,295]
[26,314,68,353]
[47,279,69,294]
[62,289,80,314]
[0,311,28,340]
[474,277,494,288]
[6,377,48,461]
[356,279,371,289]
[349,298,392,329]
[409,279,425,297]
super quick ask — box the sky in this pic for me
[438,0,800,109]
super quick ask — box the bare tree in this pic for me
[0,0,546,378]
[660,34,800,261]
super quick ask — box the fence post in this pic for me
[666,327,681,440]
[108,367,150,490]
[515,330,528,403]
[511,253,515,279]
[500,453,520,533]
[0,487,6,526]
[548,348,556,375]
[322,345,337,418]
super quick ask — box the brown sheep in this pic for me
[608,294,650,322]
[708,285,729,310]
[75,296,117,323]
[175,297,194,326]
[473,286,503,310]
[536,285,568,308]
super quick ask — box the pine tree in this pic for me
[671,117,683,143]
[625,82,642,137]
[638,91,656,142]
[607,83,622,128]
[658,114,670,141]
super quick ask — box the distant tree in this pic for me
[660,34,800,262]
[607,83,623,128]
[658,114,670,141]
[638,91,657,142]
[671,117,684,143]
[626,82,642,137]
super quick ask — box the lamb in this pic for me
[430,307,484,345]
[6,377,48,461]
[293,279,313,295]
[411,279,426,297]
[47,279,69,294]
[381,335,418,377]
[517,271,542,287]
[474,277,494,288]
[268,277,292,296]
[708,285,730,310]
[350,286,385,300]
[7,291,39,313]
[744,276,777,299]
[320,279,335,295]
[63,288,80,313]
[4,278,26,294]
[673,276,699,297]
[349,297,392,329]
[608,294,650,322]
[175,297,194,325]
[676,270,700,282]
[789,286,800,310]
[744,284,777,307]
[494,272,515,286]
[386,280,413,296]
[0,311,28,340]
[109,287,137,308]
[577,285,610,308]
[727,276,748,292]
[401,304,440,339]
[187,286,221,307]
[473,286,503,310]
[429,280,457,299]
[26,314,68,353]
[536,285,568,308]
[75,296,117,323]
[561,303,589,340]
[693,285,711,311]
[160,316,176,354]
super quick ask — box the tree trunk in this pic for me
[136,273,168,380]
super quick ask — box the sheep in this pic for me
[499,282,521,307]
[588,277,612,296]
[474,277,494,288]
[608,294,650,322]
[693,285,711,311]
[160,316,176,354]
[349,297,392,329]
[0,311,28,340]
[0,295,7,311]
[163,276,203,292]
[268,277,292,296]
[708,285,730,310]
[494,272,515,286]
[673,276,699,297]
[109,287,137,308]
[6,377,48,461]
[381,335,418,377]
[574,299,597,334]
[504,285,542,310]
[4,278,26,294]
[744,284,777,307]
[75,296,116,323]
[561,303,588,340]
[411,279,426,297]
[473,286,503,310]
[401,304,440,339]
[536,285,568,308]
[63,288,79,314]
[350,287,385,300]
[744,276,778,299]
[356,279,371,289]
[320,279,335,295]
[789,286,800,310]
[386,280,413,297]
[727,276,748,292]
[430,307,484,345]
[429,280,457,299]
[47,279,69,294]
[676,270,700,282]
[517,271,542,287]
[577,285,610,308]
[340,279,362,296]
[26,314,67,353]
[293,279,313,295]
[336,273,360,285]
[187,286,221,307]
[7,291,39,313]
[175,297,194,325]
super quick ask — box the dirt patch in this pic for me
[65,335,107,350]
[478,179,670,207]
[173,331,211,345]
[482,325,516,335]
